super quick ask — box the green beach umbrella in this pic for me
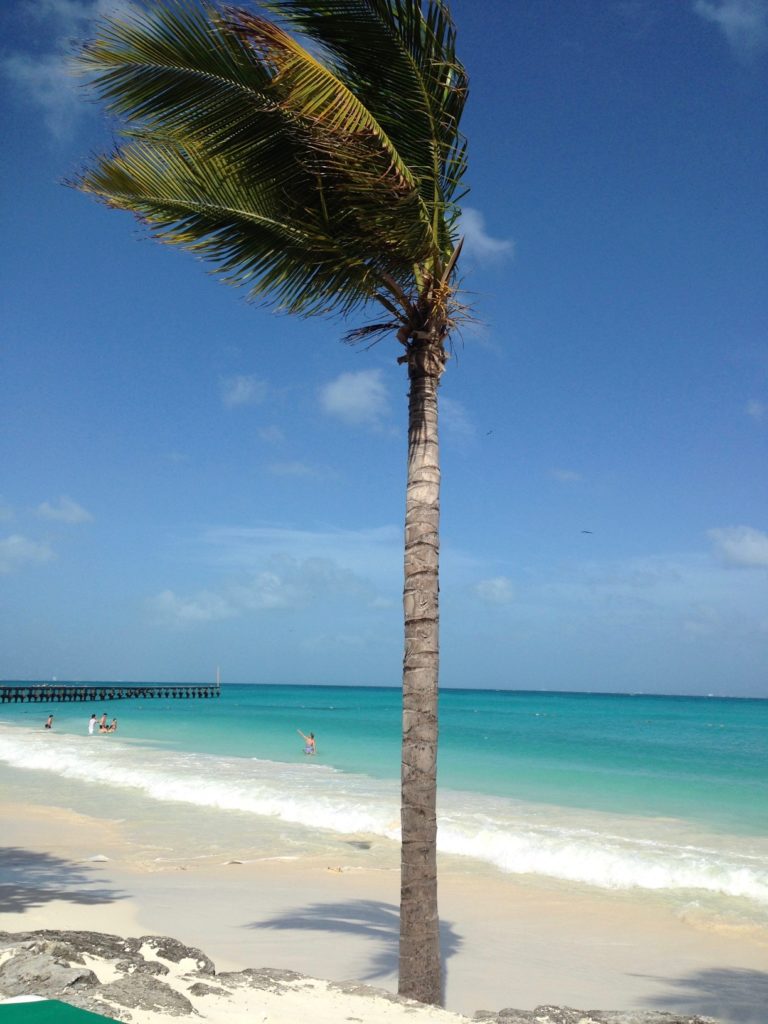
[0,1000,118,1023]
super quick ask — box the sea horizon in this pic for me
[2,679,766,701]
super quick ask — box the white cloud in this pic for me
[0,534,54,573]
[1,53,82,140]
[36,496,93,524]
[148,556,380,626]
[473,576,516,605]
[199,523,401,579]
[2,1,137,140]
[24,0,103,22]
[551,468,583,483]
[22,0,136,31]
[518,551,768,651]
[693,0,768,59]
[746,399,765,422]
[220,374,267,408]
[440,396,476,440]
[319,369,390,428]
[458,207,514,262]
[149,522,481,632]
[228,569,306,610]
[258,425,286,444]
[708,525,768,568]
[148,588,238,625]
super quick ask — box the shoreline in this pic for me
[1,801,767,1022]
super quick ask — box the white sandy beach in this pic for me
[2,802,767,1023]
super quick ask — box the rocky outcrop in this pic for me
[0,930,213,1020]
[0,930,717,1023]
[473,1009,716,1023]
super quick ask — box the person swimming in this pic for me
[297,729,316,755]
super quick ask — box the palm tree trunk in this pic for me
[399,339,443,1005]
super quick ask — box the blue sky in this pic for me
[1,0,766,695]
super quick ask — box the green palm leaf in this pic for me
[260,0,469,252]
[78,136,400,315]
[74,0,467,316]
[79,2,273,152]
[76,2,468,313]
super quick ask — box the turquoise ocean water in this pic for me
[1,684,767,929]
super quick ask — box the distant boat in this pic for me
[216,666,221,688]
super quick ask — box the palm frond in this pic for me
[75,138,384,316]
[73,0,470,320]
[343,320,401,346]
[262,0,469,258]
[225,10,415,190]
[78,2,275,157]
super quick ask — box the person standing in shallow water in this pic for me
[44,714,53,730]
[297,729,316,755]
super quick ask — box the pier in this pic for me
[0,683,220,704]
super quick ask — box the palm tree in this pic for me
[73,0,468,1005]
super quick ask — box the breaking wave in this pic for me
[1,724,767,907]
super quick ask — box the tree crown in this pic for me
[74,0,469,330]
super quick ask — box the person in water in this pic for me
[44,714,53,730]
[297,729,316,755]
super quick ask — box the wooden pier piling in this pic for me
[0,683,221,704]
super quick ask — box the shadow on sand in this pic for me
[248,897,462,1000]
[638,966,768,1024]
[0,847,126,914]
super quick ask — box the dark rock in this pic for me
[475,1008,717,1024]
[0,930,135,961]
[215,965,305,993]
[0,929,210,1020]
[113,957,169,977]
[0,947,99,999]
[328,979,404,1004]
[188,981,227,996]
[98,974,194,1015]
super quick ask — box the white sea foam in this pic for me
[1,724,767,907]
